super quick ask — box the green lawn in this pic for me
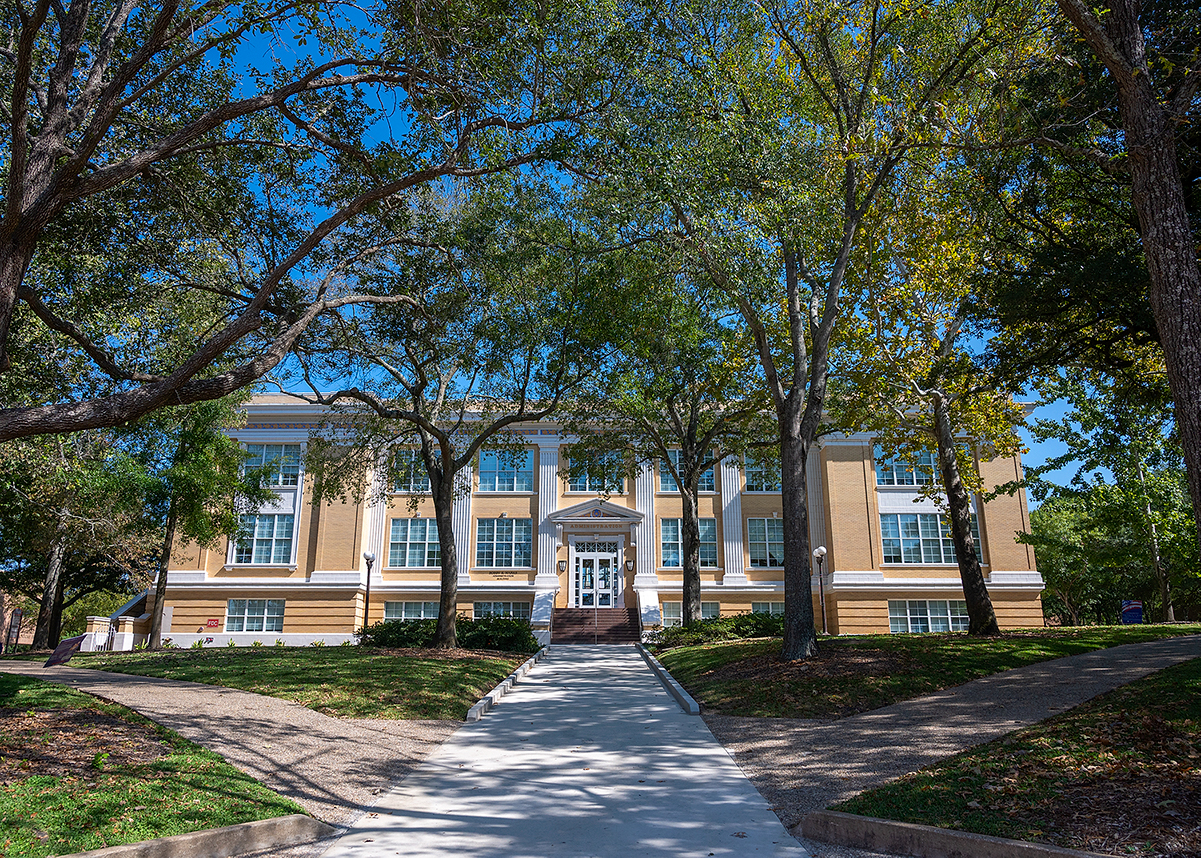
[657,624,1201,718]
[0,674,303,858]
[62,647,526,720]
[833,656,1201,856]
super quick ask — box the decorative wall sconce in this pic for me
[625,560,635,572]
[558,560,567,573]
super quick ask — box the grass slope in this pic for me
[65,647,525,720]
[0,674,302,858]
[834,656,1201,857]
[658,624,1201,718]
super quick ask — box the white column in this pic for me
[632,461,660,625]
[532,440,561,631]
[720,456,748,586]
[363,455,388,583]
[452,463,473,586]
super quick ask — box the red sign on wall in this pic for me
[206,619,220,628]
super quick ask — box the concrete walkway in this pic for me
[320,645,807,858]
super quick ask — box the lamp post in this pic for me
[812,546,828,635]
[362,551,376,633]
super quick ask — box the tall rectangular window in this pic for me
[235,514,294,564]
[747,518,785,567]
[880,513,980,564]
[477,450,534,492]
[660,518,718,567]
[392,449,431,493]
[744,454,782,492]
[874,446,938,486]
[475,518,533,567]
[659,450,716,492]
[245,444,301,486]
[388,518,440,567]
[889,600,969,633]
[225,599,285,632]
[384,601,439,621]
[568,452,625,493]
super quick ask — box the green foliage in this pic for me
[357,616,540,655]
[646,612,786,650]
[58,591,137,638]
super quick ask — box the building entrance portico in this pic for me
[570,539,622,608]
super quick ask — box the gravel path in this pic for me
[0,661,458,855]
[706,634,1201,856]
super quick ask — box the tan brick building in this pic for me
[86,395,1043,649]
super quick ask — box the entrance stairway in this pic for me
[552,607,641,644]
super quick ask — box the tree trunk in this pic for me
[32,522,69,648]
[933,396,1000,636]
[680,485,702,627]
[1134,460,1174,622]
[1056,0,1201,548]
[149,502,179,649]
[780,415,818,660]
[432,478,460,649]
[0,241,36,373]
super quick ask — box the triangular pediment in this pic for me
[548,498,644,524]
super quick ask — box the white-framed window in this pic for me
[474,601,532,619]
[225,599,285,632]
[245,444,301,487]
[385,601,439,621]
[889,599,969,633]
[659,450,716,492]
[388,518,440,567]
[744,454,781,492]
[747,518,784,567]
[568,451,625,493]
[880,513,981,564]
[478,450,534,492]
[234,514,294,564]
[660,601,720,627]
[660,518,718,567]
[751,602,785,615]
[475,518,533,567]
[875,446,938,486]
[392,449,431,493]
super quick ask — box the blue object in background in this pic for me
[1120,600,1144,624]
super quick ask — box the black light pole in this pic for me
[362,551,376,633]
[813,546,828,635]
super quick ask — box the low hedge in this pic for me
[358,614,540,654]
[645,611,785,650]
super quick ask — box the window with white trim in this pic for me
[874,446,938,486]
[889,600,969,633]
[388,518,440,567]
[245,444,301,487]
[226,599,285,632]
[568,451,625,493]
[384,601,438,621]
[747,518,784,567]
[659,450,716,492]
[392,449,431,493]
[474,601,532,619]
[475,518,533,567]
[234,514,294,564]
[751,602,784,615]
[660,601,719,627]
[744,454,781,492]
[660,518,718,567]
[478,450,534,492]
[880,513,981,564]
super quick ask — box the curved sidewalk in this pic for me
[0,661,457,830]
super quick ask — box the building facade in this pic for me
[101,395,1043,649]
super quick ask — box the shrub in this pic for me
[646,611,785,651]
[358,615,539,654]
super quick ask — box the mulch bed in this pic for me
[0,708,170,784]
[700,646,916,685]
